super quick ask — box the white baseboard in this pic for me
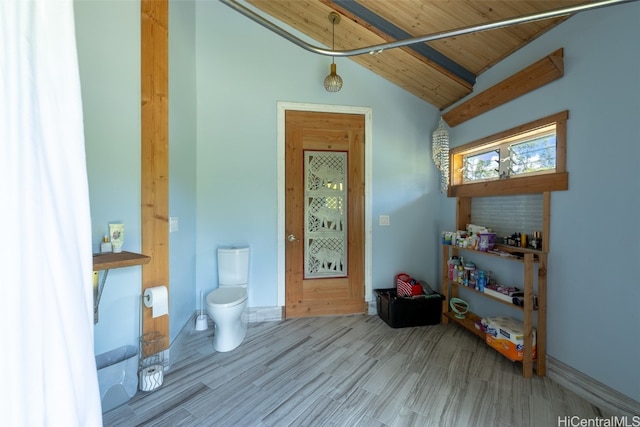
[368,300,377,315]
[247,306,283,322]
[248,304,377,319]
[547,356,640,417]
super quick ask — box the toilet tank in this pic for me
[218,246,249,287]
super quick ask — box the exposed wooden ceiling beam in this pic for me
[332,0,476,86]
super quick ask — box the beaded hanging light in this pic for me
[323,12,343,92]
[432,117,450,193]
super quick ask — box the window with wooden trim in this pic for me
[449,111,568,197]
[462,124,556,182]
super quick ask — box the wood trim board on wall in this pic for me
[141,0,169,346]
[443,48,564,127]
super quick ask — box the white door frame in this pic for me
[277,101,373,309]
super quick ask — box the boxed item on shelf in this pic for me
[483,284,523,303]
[375,288,444,328]
[478,232,497,251]
[484,285,538,309]
[475,318,488,334]
[485,316,536,361]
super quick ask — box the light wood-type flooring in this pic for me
[103,315,605,426]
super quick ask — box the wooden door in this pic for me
[285,110,365,318]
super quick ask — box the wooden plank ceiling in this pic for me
[244,0,589,110]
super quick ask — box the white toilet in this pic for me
[206,246,249,352]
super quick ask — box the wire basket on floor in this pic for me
[138,331,166,392]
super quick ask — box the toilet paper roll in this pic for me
[143,286,168,318]
[139,364,164,392]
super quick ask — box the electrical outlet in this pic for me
[379,215,390,226]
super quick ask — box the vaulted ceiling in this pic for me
[224,0,628,110]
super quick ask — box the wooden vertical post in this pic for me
[537,252,547,376]
[522,253,534,378]
[456,197,471,231]
[141,0,169,346]
[441,245,449,324]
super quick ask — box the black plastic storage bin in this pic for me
[375,288,444,328]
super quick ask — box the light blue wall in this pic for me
[439,2,640,401]
[194,0,441,306]
[75,0,143,355]
[76,0,197,354]
[169,0,198,339]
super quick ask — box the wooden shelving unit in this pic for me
[441,194,549,378]
[442,244,546,377]
[92,251,151,323]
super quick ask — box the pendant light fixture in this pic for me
[323,12,343,92]
[432,117,450,194]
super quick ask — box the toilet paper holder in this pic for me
[143,286,169,318]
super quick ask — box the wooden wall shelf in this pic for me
[93,251,151,271]
[92,251,151,323]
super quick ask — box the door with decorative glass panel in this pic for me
[285,110,365,318]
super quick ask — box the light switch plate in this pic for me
[379,215,390,226]
[169,216,179,232]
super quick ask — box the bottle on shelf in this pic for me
[456,264,465,284]
[477,270,487,292]
[100,235,112,253]
[448,256,459,281]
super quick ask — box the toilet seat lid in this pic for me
[207,287,247,308]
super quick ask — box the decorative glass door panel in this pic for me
[304,151,347,278]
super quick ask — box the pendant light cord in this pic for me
[331,16,335,65]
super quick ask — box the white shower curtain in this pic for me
[0,0,102,425]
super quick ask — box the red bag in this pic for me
[410,284,422,296]
[396,273,422,297]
